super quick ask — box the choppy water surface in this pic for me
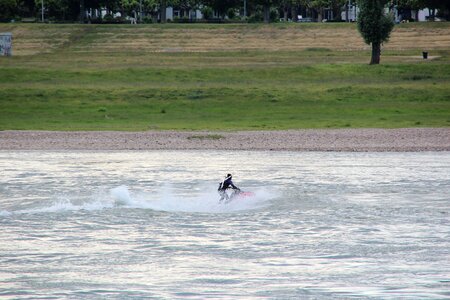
[0,151,449,299]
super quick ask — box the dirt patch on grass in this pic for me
[3,23,450,56]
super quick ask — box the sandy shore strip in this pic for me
[0,128,449,152]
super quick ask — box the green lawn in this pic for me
[0,23,449,130]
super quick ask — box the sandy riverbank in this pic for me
[1,128,449,151]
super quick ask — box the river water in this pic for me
[0,151,449,299]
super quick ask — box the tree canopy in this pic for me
[0,0,448,22]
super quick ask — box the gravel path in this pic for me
[1,128,449,151]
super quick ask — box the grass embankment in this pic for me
[0,23,449,130]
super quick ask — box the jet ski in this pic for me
[220,189,255,203]
[217,174,254,203]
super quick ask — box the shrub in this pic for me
[270,8,279,22]
[227,8,236,20]
[202,6,213,20]
[143,16,153,23]
[248,11,263,23]
[103,14,114,23]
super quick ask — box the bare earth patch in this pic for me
[4,24,450,56]
[1,129,449,152]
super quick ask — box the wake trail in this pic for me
[1,185,278,216]
[111,185,277,213]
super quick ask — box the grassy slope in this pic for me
[0,23,449,130]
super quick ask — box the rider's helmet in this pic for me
[227,173,232,178]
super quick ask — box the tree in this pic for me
[425,0,450,20]
[0,0,17,21]
[277,0,302,21]
[160,0,166,22]
[397,0,450,21]
[252,0,280,23]
[310,0,328,21]
[397,0,425,10]
[435,0,450,20]
[177,0,203,19]
[33,0,77,21]
[262,0,273,22]
[357,0,394,65]
[17,0,37,19]
[330,0,346,20]
[120,0,139,17]
[204,0,240,18]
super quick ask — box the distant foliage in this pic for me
[201,6,213,20]
[0,0,349,23]
[2,0,447,23]
[227,8,237,20]
[0,0,17,21]
[248,10,263,23]
[397,0,450,20]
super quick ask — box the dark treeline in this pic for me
[1,0,449,23]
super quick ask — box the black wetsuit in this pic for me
[218,176,240,202]
[219,177,239,191]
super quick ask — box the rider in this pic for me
[218,173,240,201]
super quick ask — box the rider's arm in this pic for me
[230,181,240,190]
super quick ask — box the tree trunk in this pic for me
[263,4,270,23]
[291,6,298,22]
[120,5,125,20]
[370,42,381,65]
[80,0,85,23]
[430,8,435,21]
[160,0,166,23]
[317,10,322,22]
[345,2,349,22]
